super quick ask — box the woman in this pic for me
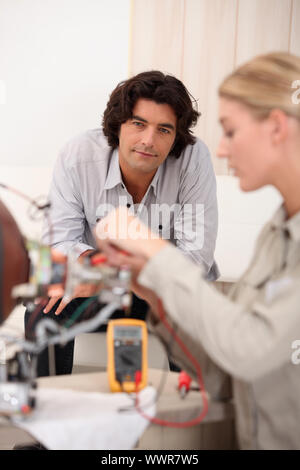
[96,52,300,450]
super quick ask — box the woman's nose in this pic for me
[216,137,229,159]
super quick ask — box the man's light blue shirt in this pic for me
[43,128,219,280]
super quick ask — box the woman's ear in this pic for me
[268,109,289,145]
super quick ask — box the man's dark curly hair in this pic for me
[102,71,200,158]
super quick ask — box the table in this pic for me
[0,369,236,450]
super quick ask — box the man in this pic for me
[25,70,219,376]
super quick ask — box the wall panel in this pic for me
[129,0,185,77]
[290,0,300,55]
[130,0,299,174]
[235,0,292,66]
[181,0,237,174]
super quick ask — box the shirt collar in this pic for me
[270,203,300,242]
[149,163,162,197]
[104,148,163,197]
[103,149,123,190]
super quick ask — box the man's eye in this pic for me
[159,128,170,134]
[132,121,144,127]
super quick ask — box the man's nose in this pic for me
[141,127,155,147]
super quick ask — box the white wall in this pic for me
[0,0,130,168]
[215,176,282,282]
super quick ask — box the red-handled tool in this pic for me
[90,253,108,265]
[178,371,192,399]
[90,250,130,266]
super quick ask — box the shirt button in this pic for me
[127,203,131,208]
[159,224,163,230]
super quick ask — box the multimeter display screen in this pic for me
[114,326,141,340]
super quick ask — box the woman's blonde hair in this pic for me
[218,52,300,120]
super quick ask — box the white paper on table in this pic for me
[13,386,156,450]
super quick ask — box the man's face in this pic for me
[118,98,177,177]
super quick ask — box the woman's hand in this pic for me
[95,206,168,260]
[96,240,156,304]
[95,207,168,305]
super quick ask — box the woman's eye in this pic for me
[225,130,234,138]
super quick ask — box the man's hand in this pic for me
[43,249,97,316]
[43,283,99,316]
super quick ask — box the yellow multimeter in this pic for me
[107,318,148,393]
